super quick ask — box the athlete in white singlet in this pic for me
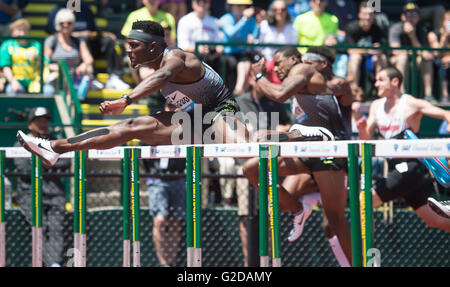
[357,67,450,233]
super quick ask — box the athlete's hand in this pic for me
[356,117,367,132]
[250,58,266,78]
[99,99,127,115]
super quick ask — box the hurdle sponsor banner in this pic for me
[140,145,186,158]
[279,141,350,158]
[203,143,260,158]
[4,147,30,158]
[88,147,124,159]
[371,139,450,158]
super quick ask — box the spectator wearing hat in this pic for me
[389,2,435,100]
[219,0,261,95]
[13,107,70,267]
[0,18,54,96]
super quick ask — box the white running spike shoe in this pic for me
[288,199,313,242]
[289,124,335,141]
[17,130,60,168]
[427,198,450,219]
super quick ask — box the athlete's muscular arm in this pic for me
[356,100,379,140]
[254,64,315,103]
[99,51,185,114]
[409,95,450,132]
[328,78,354,107]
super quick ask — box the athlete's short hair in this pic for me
[274,46,301,62]
[132,20,165,38]
[306,46,336,65]
[381,66,403,87]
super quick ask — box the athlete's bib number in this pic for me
[165,91,194,112]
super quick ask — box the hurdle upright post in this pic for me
[131,148,141,267]
[258,145,269,267]
[31,155,43,267]
[122,149,131,267]
[268,145,281,267]
[0,150,5,267]
[347,143,362,267]
[74,151,87,267]
[360,143,374,267]
[186,146,202,267]
[193,146,202,267]
[186,146,194,267]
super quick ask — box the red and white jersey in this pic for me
[375,94,410,139]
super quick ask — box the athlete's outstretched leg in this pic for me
[52,112,179,153]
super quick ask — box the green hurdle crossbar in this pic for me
[122,149,131,267]
[74,151,87,267]
[130,148,141,267]
[0,150,5,267]
[258,145,281,267]
[31,155,43,267]
[186,146,202,267]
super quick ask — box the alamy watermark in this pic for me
[365,0,381,13]
[67,0,81,12]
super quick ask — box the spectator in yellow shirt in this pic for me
[293,0,338,54]
[121,0,177,85]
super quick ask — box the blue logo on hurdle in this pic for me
[334,145,338,152]
[447,143,450,151]
[394,144,399,152]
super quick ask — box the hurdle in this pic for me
[31,154,43,267]
[0,137,448,267]
[74,151,87,267]
[121,148,141,267]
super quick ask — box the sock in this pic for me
[328,235,350,267]
[302,191,322,207]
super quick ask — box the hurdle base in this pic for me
[187,247,194,267]
[272,258,281,267]
[0,222,5,267]
[260,256,269,267]
[193,248,202,267]
[133,241,141,267]
[123,240,131,267]
[32,227,43,267]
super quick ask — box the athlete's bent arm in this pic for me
[254,65,315,103]
[99,53,185,114]
[411,97,450,132]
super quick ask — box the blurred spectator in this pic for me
[11,0,28,21]
[344,0,387,101]
[177,0,223,73]
[285,0,311,20]
[14,107,71,267]
[323,33,347,78]
[44,9,94,100]
[142,104,186,267]
[219,0,260,95]
[0,0,19,36]
[0,19,53,96]
[258,0,297,61]
[428,10,450,103]
[293,0,339,54]
[45,3,130,91]
[325,0,358,39]
[417,0,446,32]
[389,2,434,100]
[121,0,176,84]
[159,0,187,24]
